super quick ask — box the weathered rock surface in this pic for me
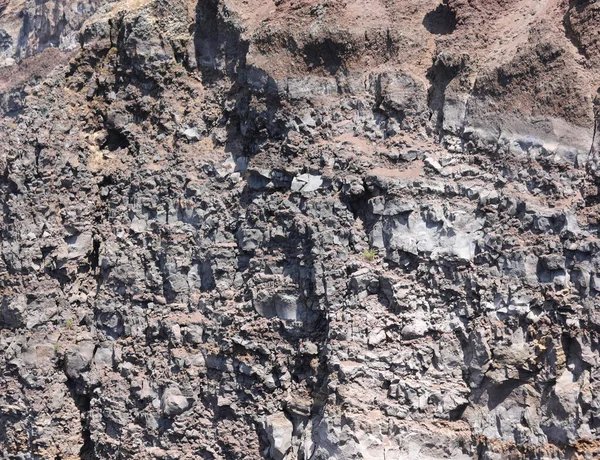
[1,0,600,459]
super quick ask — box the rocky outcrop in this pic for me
[1,0,600,459]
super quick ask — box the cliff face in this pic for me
[2,0,600,459]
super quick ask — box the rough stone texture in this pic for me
[1,0,600,459]
[266,413,293,460]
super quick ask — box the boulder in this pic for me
[161,386,190,417]
[266,412,293,460]
[64,343,95,379]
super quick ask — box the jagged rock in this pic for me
[291,174,323,194]
[161,386,190,417]
[266,413,293,460]
[184,325,204,345]
[64,343,95,380]
[367,328,386,346]
[1,294,26,328]
[401,319,429,339]
[180,127,202,142]
[238,228,264,251]
[424,157,443,173]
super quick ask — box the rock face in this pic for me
[1,0,600,459]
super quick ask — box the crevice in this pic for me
[102,127,129,151]
[193,0,249,82]
[64,377,94,459]
[88,238,100,271]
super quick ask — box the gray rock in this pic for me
[181,127,202,142]
[291,173,323,194]
[401,319,429,339]
[1,294,26,328]
[161,386,190,417]
[266,413,293,460]
[185,325,204,345]
[424,157,443,173]
[64,343,95,380]
[238,228,264,251]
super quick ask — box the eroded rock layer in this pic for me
[2,0,600,459]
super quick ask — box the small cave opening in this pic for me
[423,2,457,36]
[103,128,130,151]
[303,38,348,75]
